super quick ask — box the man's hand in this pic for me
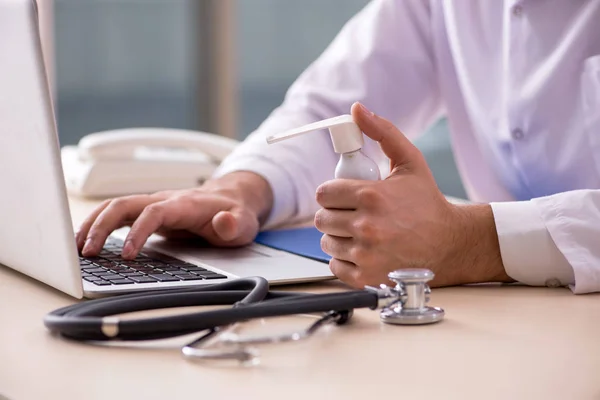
[315,102,513,288]
[76,171,273,259]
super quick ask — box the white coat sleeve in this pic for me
[491,189,600,294]
[213,0,444,229]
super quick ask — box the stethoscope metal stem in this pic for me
[378,268,445,325]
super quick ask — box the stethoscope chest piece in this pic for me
[379,268,445,325]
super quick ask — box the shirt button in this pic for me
[512,4,523,17]
[511,128,525,140]
[545,278,562,288]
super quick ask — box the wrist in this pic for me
[450,204,514,284]
[203,171,274,224]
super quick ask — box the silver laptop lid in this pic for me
[0,0,83,298]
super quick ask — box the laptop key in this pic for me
[162,268,189,275]
[108,278,135,285]
[134,258,154,263]
[83,267,107,274]
[91,280,111,286]
[107,266,129,271]
[106,270,127,276]
[109,266,131,273]
[169,262,197,268]
[120,271,144,277]
[121,261,147,267]
[93,271,117,277]
[130,276,158,283]
[148,274,180,282]
[184,266,208,272]
[148,254,180,263]
[83,276,103,282]
[199,273,227,280]
[145,261,170,268]
[100,274,124,280]
[134,267,158,273]
[199,270,224,275]
[95,260,117,268]
[174,274,205,281]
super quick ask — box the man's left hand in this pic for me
[315,102,513,288]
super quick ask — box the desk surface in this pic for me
[1,197,599,400]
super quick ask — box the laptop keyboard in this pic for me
[79,237,228,286]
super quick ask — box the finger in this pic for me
[320,234,354,262]
[314,209,355,237]
[123,196,253,257]
[351,102,422,171]
[316,179,371,209]
[76,200,112,249]
[122,200,175,258]
[82,195,155,256]
[328,258,362,288]
[123,195,218,258]
[211,211,239,242]
[211,209,258,245]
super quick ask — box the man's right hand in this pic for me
[76,171,273,259]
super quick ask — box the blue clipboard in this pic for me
[254,227,331,263]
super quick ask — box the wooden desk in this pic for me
[1,197,599,400]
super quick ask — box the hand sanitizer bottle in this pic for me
[266,115,380,181]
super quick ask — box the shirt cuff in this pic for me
[490,200,575,288]
[212,156,298,230]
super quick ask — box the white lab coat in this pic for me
[215,0,600,294]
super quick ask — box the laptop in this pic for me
[0,0,333,299]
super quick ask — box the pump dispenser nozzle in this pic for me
[267,114,364,154]
[266,114,380,181]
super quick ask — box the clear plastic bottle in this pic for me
[335,150,380,180]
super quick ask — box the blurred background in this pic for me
[46,0,466,198]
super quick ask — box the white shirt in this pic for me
[215,0,600,294]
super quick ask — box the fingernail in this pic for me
[356,102,375,117]
[82,238,94,254]
[213,212,238,242]
[122,240,134,258]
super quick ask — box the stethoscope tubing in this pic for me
[44,277,378,341]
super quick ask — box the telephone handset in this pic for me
[61,128,239,198]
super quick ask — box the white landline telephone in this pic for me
[61,128,240,198]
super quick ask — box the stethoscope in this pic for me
[44,268,444,364]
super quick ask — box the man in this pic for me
[77,1,600,293]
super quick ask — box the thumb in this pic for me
[211,209,257,244]
[351,102,423,172]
